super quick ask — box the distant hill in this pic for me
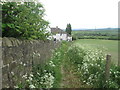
[73,28,119,31]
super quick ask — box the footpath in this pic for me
[60,59,81,88]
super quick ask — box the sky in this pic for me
[39,0,119,29]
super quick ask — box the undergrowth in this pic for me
[16,42,120,89]
[66,45,120,88]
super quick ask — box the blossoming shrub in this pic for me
[17,60,56,88]
[80,49,106,88]
[107,65,120,88]
[31,62,55,88]
[66,45,120,88]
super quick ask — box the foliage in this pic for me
[66,45,120,88]
[66,23,72,35]
[72,35,77,40]
[72,29,119,40]
[66,46,86,66]
[2,2,50,40]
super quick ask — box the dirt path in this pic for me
[60,62,81,88]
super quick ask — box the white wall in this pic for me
[56,34,61,41]
[52,33,72,41]
[61,34,67,40]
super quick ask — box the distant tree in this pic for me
[66,23,72,35]
[2,1,49,40]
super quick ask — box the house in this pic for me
[50,26,72,41]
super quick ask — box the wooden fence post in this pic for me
[118,53,120,66]
[105,54,111,82]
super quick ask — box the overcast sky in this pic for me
[39,0,119,29]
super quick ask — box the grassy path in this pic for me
[60,62,81,88]
[58,41,119,88]
[59,42,90,88]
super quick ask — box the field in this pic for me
[72,29,118,35]
[72,29,119,40]
[73,39,119,65]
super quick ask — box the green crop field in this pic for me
[72,29,119,40]
[72,29,118,35]
[73,39,119,65]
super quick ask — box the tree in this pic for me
[2,1,49,40]
[65,23,72,35]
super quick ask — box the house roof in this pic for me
[51,26,70,36]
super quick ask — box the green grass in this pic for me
[72,29,118,35]
[73,39,119,65]
[72,29,119,40]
